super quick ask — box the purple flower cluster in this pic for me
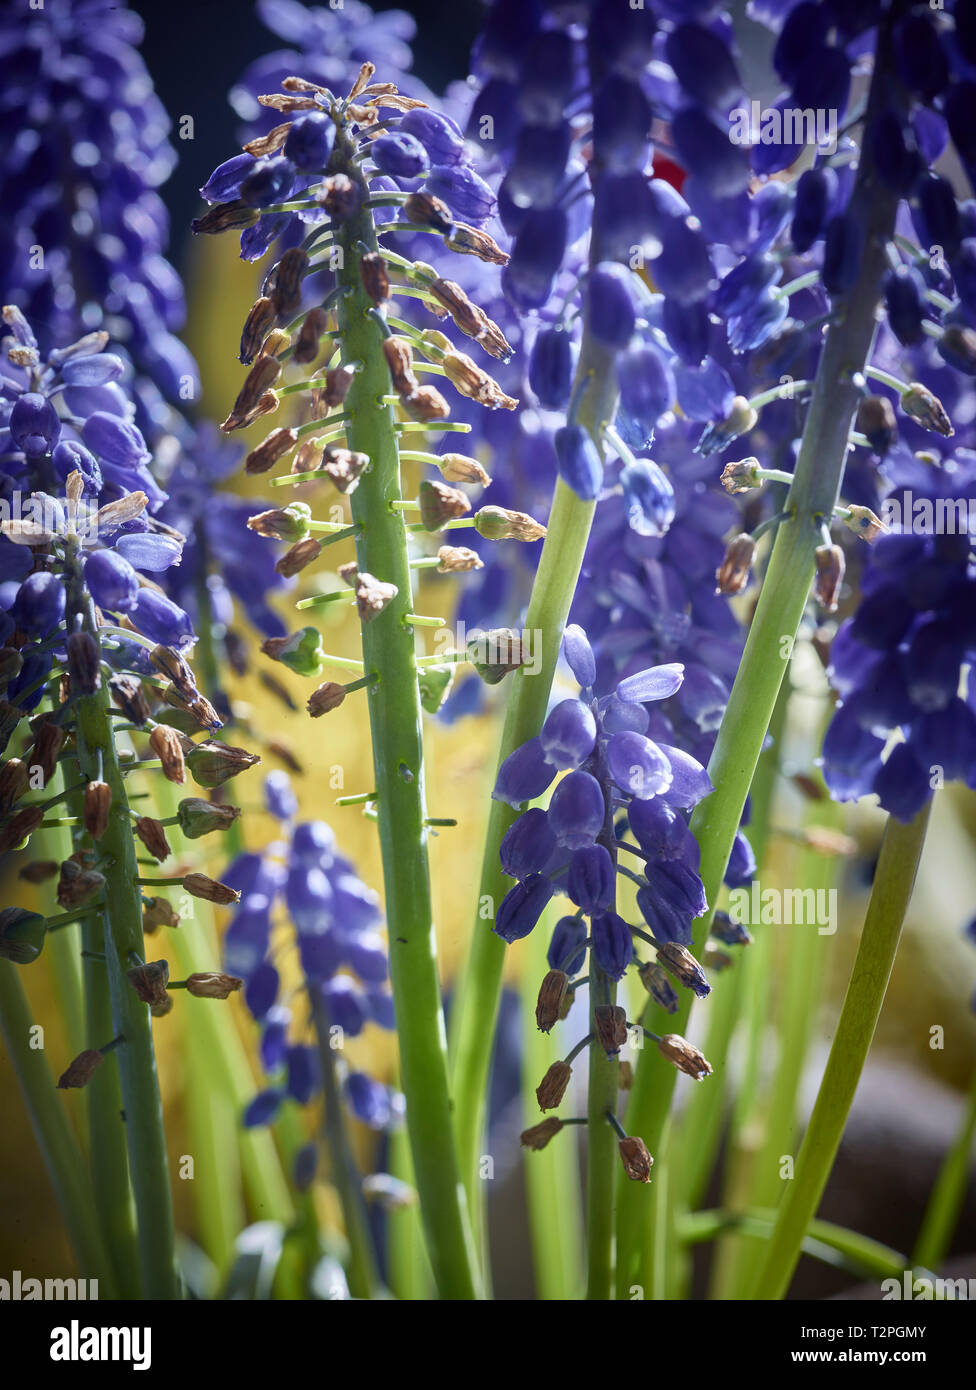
[0,306,198,717]
[492,624,714,990]
[0,0,199,426]
[225,772,400,1139]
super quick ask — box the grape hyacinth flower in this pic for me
[227,775,401,1148]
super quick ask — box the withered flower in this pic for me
[715,533,757,596]
[182,873,241,906]
[307,681,347,717]
[135,816,172,862]
[185,972,244,999]
[126,959,170,1007]
[149,724,188,785]
[419,479,470,531]
[535,969,569,1033]
[57,1049,105,1090]
[83,781,112,839]
[536,1059,573,1112]
[618,1136,653,1183]
[520,1117,565,1151]
[656,1033,713,1081]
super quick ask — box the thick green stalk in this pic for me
[617,15,903,1294]
[449,336,615,1237]
[0,960,118,1294]
[911,1066,976,1271]
[683,1208,913,1284]
[754,804,931,1299]
[66,549,178,1299]
[716,799,838,1298]
[331,132,480,1299]
[586,965,619,1299]
[521,908,584,1300]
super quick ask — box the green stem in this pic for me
[521,906,584,1300]
[65,547,178,1300]
[754,804,931,1299]
[0,961,118,1295]
[449,331,615,1247]
[911,1065,976,1271]
[331,128,480,1299]
[682,1208,914,1283]
[617,13,904,1295]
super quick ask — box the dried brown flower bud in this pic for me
[445,222,509,265]
[655,941,710,999]
[57,1049,105,1090]
[436,545,483,573]
[185,972,244,999]
[856,395,898,454]
[109,674,151,726]
[536,1059,573,1112]
[30,721,65,786]
[143,896,180,934]
[0,758,29,817]
[703,947,733,973]
[355,571,398,623]
[535,969,569,1033]
[246,427,298,475]
[317,173,360,220]
[56,857,105,910]
[619,1060,634,1091]
[436,452,492,487]
[594,1004,629,1055]
[247,503,311,542]
[520,1117,565,1151]
[715,533,756,596]
[322,445,370,493]
[83,781,112,839]
[151,994,174,1018]
[135,816,172,863]
[474,505,546,542]
[419,479,470,530]
[813,543,845,612]
[359,251,390,304]
[191,200,260,236]
[383,336,419,397]
[243,120,292,158]
[402,384,451,422]
[182,873,241,906]
[240,296,277,365]
[266,247,308,318]
[618,1135,653,1183]
[65,631,100,695]
[719,456,762,494]
[95,490,148,533]
[307,681,347,717]
[126,959,170,1007]
[403,191,454,233]
[149,724,187,785]
[0,804,44,854]
[221,355,281,432]
[442,351,517,410]
[842,504,887,544]
[19,859,58,883]
[322,364,356,408]
[656,1033,713,1081]
[277,537,323,577]
[901,382,954,437]
[292,306,331,366]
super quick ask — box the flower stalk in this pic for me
[616,11,906,1296]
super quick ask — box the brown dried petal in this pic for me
[135,816,172,863]
[149,724,187,785]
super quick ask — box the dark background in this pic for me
[129,0,482,274]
